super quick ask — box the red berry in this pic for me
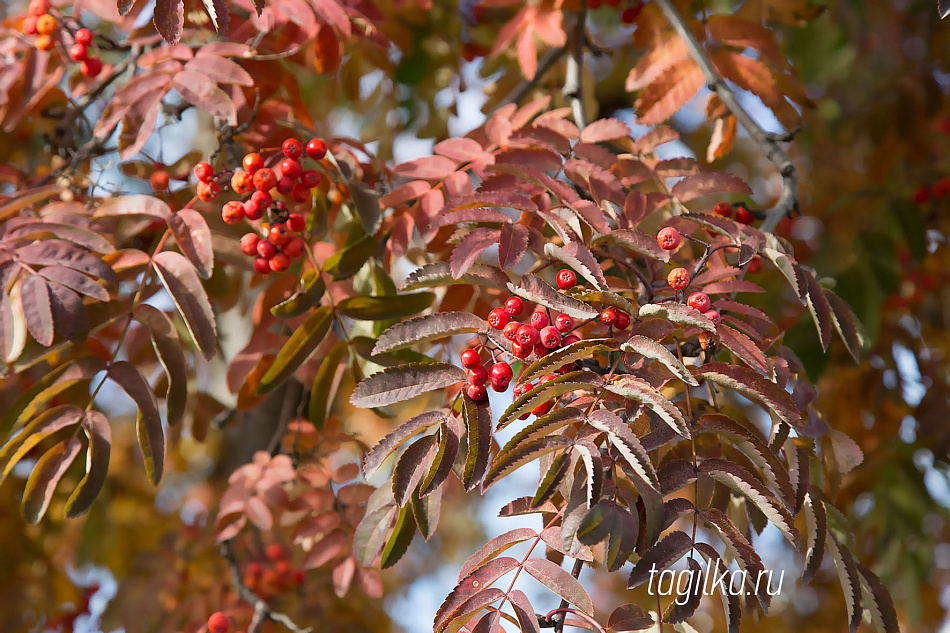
[22,16,38,34]
[253,168,277,191]
[221,201,245,224]
[562,334,581,346]
[588,0,602,8]
[69,43,88,62]
[208,612,230,633]
[912,185,930,205]
[713,201,733,217]
[287,213,306,232]
[539,326,562,349]
[460,349,480,369]
[687,292,711,313]
[230,170,253,195]
[269,223,291,246]
[283,237,305,258]
[933,176,950,197]
[301,170,321,187]
[734,205,754,225]
[516,324,539,347]
[245,562,263,578]
[306,138,327,160]
[511,341,530,359]
[243,152,264,174]
[279,158,303,180]
[276,176,294,194]
[747,256,763,275]
[614,311,630,330]
[532,401,552,416]
[556,269,577,290]
[266,543,286,561]
[466,383,487,401]
[243,199,264,221]
[534,342,551,357]
[703,310,721,327]
[257,239,277,259]
[193,161,214,183]
[282,138,303,159]
[253,257,271,274]
[600,308,617,326]
[467,365,489,386]
[250,189,273,211]
[240,233,260,256]
[291,183,311,204]
[667,267,690,290]
[489,362,513,386]
[504,296,524,316]
[81,57,103,78]
[197,181,220,202]
[620,5,642,23]
[529,311,549,330]
[657,227,681,251]
[269,252,290,273]
[149,170,169,192]
[75,28,93,45]
[487,307,511,329]
[292,570,305,584]
[29,1,48,16]
[502,321,521,341]
[540,373,557,384]
[555,313,573,333]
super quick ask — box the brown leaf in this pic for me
[171,70,237,123]
[152,251,217,360]
[153,0,184,44]
[635,58,704,125]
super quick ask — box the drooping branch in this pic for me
[221,539,312,633]
[653,0,800,232]
[562,4,588,129]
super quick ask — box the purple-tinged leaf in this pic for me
[588,409,659,493]
[18,240,118,287]
[856,562,900,633]
[717,324,770,375]
[373,312,486,355]
[201,0,230,32]
[574,439,604,508]
[521,339,619,384]
[0,405,83,483]
[800,266,832,351]
[451,228,501,279]
[693,362,800,429]
[458,529,537,580]
[702,279,765,294]
[498,407,586,460]
[419,422,460,497]
[594,229,670,262]
[93,195,172,221]
[48,282,88,341]
[65,411,111,518]
[153,0,185,44]
[762,245,806,304]
[801,492,827,585]
[569,288,639,317]
[823,289,863,363]
[671,172,752,201]
[6,221,114,254]
[401,261,510,292]
[471,608,500,633]
[183,55,253,86]
[621,335,697,385]
[168,209,214,279]
[133,305,187,426]
[393,434,437,507]
[435,559,517,632]
[829,429,863,475]
[697,508,770,610]
[826,533,862,633]
[544,242,607,290]
[605,375,689,438]
[509,590,541,633]
[39,267,109,301]
[152,251,217,361]
[434,137,484,162]
[498,371,603,430]
[302,529,347,569]
[507,273,599,320]
[20,276,53,346]
[663,557,703,623]
[351,363,465,408]
[462,395,493,491]
[172,70,237,123]
[21,437,82,524]
[109,361,164,484]
[363,410,446,479]
[380,503,416,569]
[523,557,594,616]
[245,496,273,530]
[533,453,571,508]
[498,223,529,271]
[657,459,697,495]
[608,604,655,631]
[481,436,573,491]
[412,485,441,541]
[499,497,558,517]
[680,212,742,242]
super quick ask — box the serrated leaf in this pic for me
[680,212,743,242]
[458,528,537,579]
[401,262,511,291]
[544,242,608,290]
[823,289,863,363]
[717,324,770,375]
[0,405,83,484]
[523,557,594,616]
[462,396,492,491]
[856,562,900,633]
[605,375,689,438]
[168,209,213,279]
[664,558,704,623]
[308,340,348,430]
[533,452,572,507]
[802,492,827,585]
[353,503,397,567]
[826,533,862,633]
[498,371,602,430]
[800,267,832,351]
[574,439,604,508]
[351,363,465,408]
[420,421,461,497]
[108,361,164,484]
[498,407,586,461]
[671,173,752,202]
[693,362,800,429]
[588,409,659,492]
[568,288,640,317]
[622,335,697,385]
[258,306,333,394]
[507,273,599,319]
[21,437,82,524]
[64,411,111,518]
[762,246,806,304]
[336,292,435,321]
[498,223,529,271]
[520,338,619,384]
[133,305,187,426]
[152,251,216,360]
[628,530,693,588]
[363,410,446,479]
[482,436,573,491]
[593,229,670,262]
[373,312,487,355]
[638,303,717,333]
[379,504,416,569]
[450,228,501,279]
[435,558,519,633]
[697,508,769,610]
[393,434,437,506]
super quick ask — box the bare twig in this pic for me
[221,539,312,633]
[562,4,588,129]
[497,45,568,109]
[553,558,585,633]
[653,0,799,232]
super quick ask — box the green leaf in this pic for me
[259,306,334,394]
[307,340,348,429]
[0,405,84,484]
[323,233,375,281]
[532,453,571,507]
[271,270,326,319]
[379,503,416,569]
[64,411,111,518]
[567,288,639,317]
[462,395,492,492]
[336,292,435,321]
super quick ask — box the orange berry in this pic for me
[36,14,56,35]
[149,169,169,192]
[242,152,264,174]
[230,170,254,195]
[34,34,54,51]
[253,168,277,191]
[269,252,290,273]
[197,181,220,202]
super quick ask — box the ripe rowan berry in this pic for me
[516,324,539,347]
[657,227,681,251]
[149,170,169,192]
[667,267,690,290]
[306,138,327,160]
[301,170,321,187]
[240,233,260,256]
[22,16,38,35]
[562,334,581,346]
[269,223,291,246]
[533,342,550,357]
[276,177,294,194]
[208,612,230,633]
[532,401,552,416]
[502,321,520,341]
[460,349,480,369]
[75,28,93,45]
[279,158,303,180]
[290,183,311,204]
[466,383,487,401]
[283,237,305,258]
[34,35,54,51]
[253,257,271,274]
[29,0,49,17]
[250,189,273,211]
[243,199,264,221]
[687,291,711,313]
[253,168,277,191]
[68,43,88,61]
[282,138,303,159]
[529,310,549,330]
[933,176,950,197]
[747,256,763,274]
[555,313,573,333]
[193,161,214,183]
[504,296,524,316]
[230,170,254,195]
[221,201,245,224]
[600,308,617,326]
[620,5,642,23]
[912,185,930,205]
[243,152,264,174]
[197,181,220,202]
[539,326,561,349]
[80,57,102,77]
[269,252,290,272]
[287,213,305,232]
[257,239,277,259]
[265,543,286,562]
[489,362,513,387]
[467,365,489,386]
[292,570,305,584]
[587,0,603,8]
[614,310,630,330]
[487,307,511,329]
[734,205,754,225]
[36,14,56,35]
[698,331,716,351]
[511,341,530,359]
[703,309,721,327]
[245,562,263,578]
[556,269,577,290]
[713,201,732,217]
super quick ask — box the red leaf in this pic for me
[303,529,348,568]
[245,495,273,530]
[635,58,704,125]
[517,27,538,79]
[48,282,88,341]
[201,0,230,32]
[580,118,631,143]
[17,240,118,287]
[450,228,501,279]
[109,360,164,484]
[183,55,254,86]
[626,32,688,91]
[393,156,457,180]
[21,438,83,523]
[20,276,53,346]
[64,411,111,518]
[171,70,237,123]
[152,251,217,361]
[522,557,594,616]
[168,209,214,279]
[497,223,529,270]
[311,0,352,36]
[380,180,430,207]
[434,137,485,162]
[670,172,753,202]
[137,44,193,67]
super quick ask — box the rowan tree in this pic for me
[0,0,948,632]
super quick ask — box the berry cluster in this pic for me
[21,3,102,77]
[192,137,329,275]
[656,227,721,323]
[243,543,305,595]
[912,176,950,205]
[712,201,756,225]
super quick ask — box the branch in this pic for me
[221,539,312,633]
[496,44,568,110]
[562,4,588,129]
[652,0,799,232]
[552,558,585,633]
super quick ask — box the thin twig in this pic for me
[562,4,588,129]
[497,45,568,109]
[553,559,586,633]
[652,0,799,232]
[221,539,312,633]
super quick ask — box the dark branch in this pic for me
[497,45,568,110]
